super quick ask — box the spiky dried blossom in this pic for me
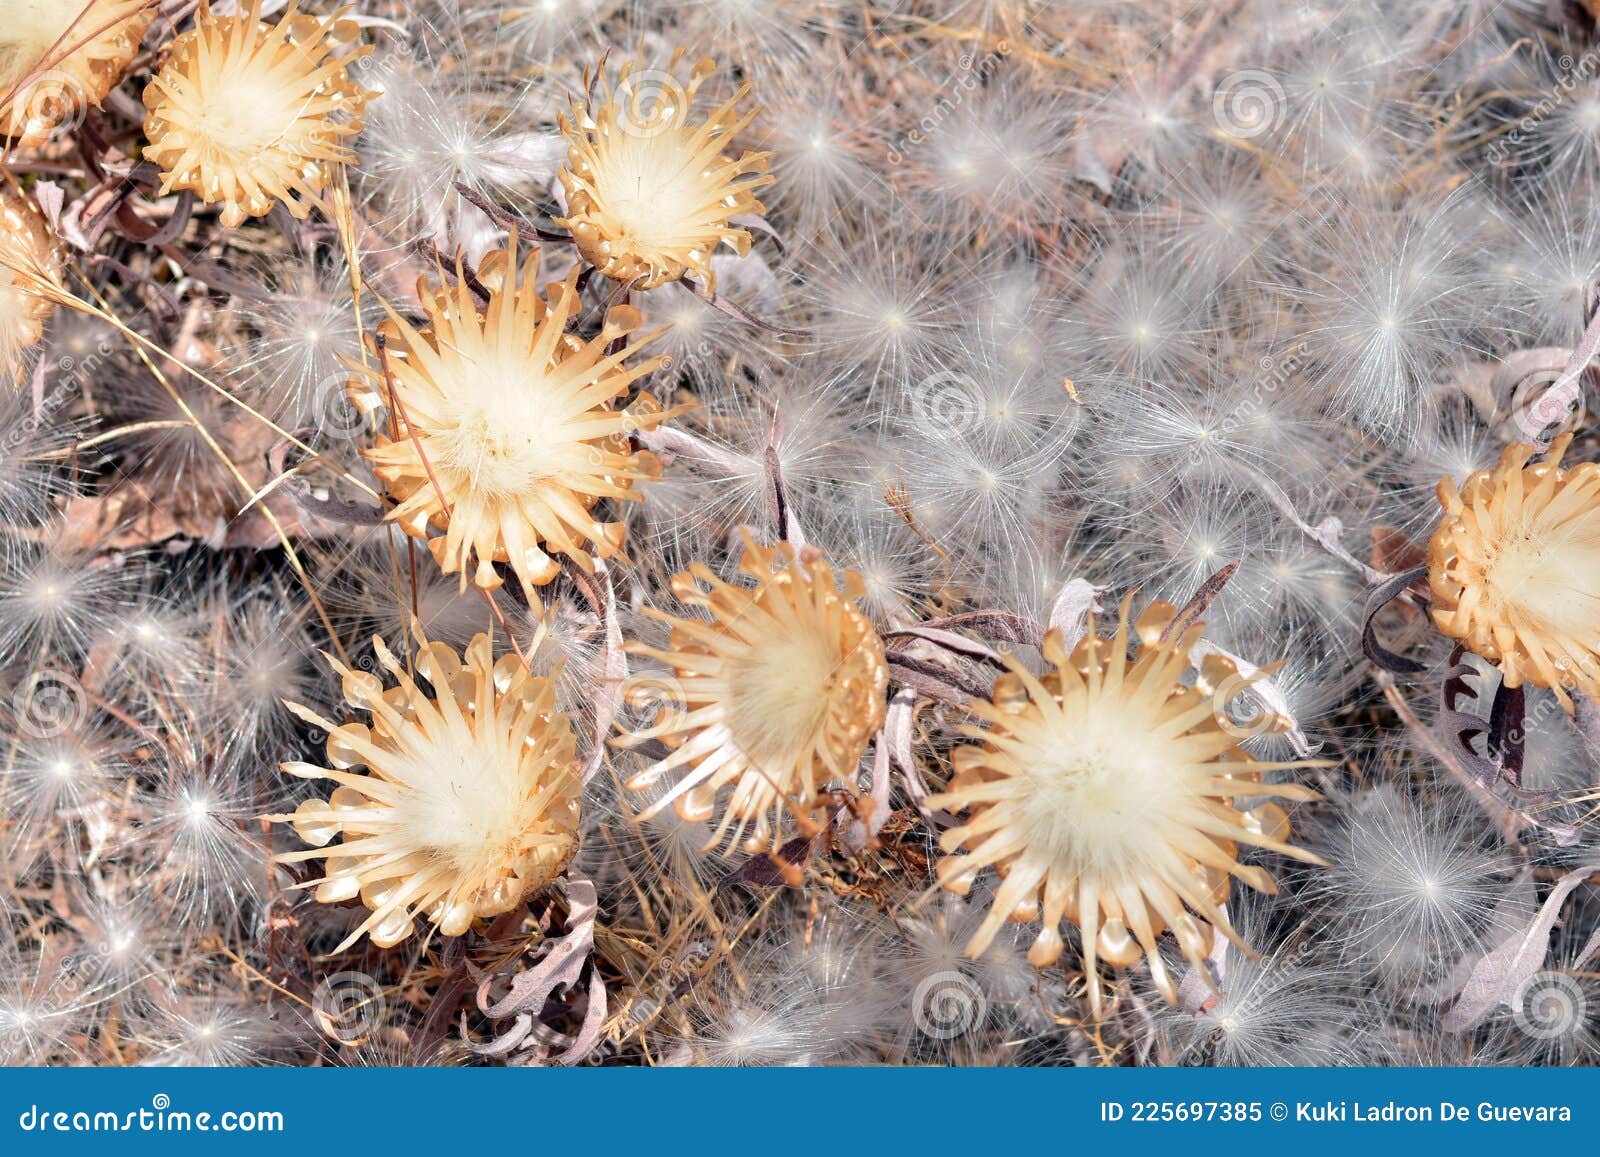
[0,184,62,379]
[926,598,1324,1015]
[141,0,372,228]
[617,536,888,853]
[1,1,153,148]
[1427,433,1600,707]
[271,631,582,951]
[349,246,674,600]
[557,54,772,292]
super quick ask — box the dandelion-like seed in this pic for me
[926,598,1324,1015]
[1,1,153,147]
[558,54,772,292]
[1312,784,1508,988]
[1427,433,1600,707]
[141,0,373,228]
[0,185,63,380]
[349,247,673,601]
[271,631,582,951]
[617,537,888,853]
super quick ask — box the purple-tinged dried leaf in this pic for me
[717,832,819,890]
[886,653,989,703]
[471,874,606,1066]
[1048,578,1103,652]
[1160,562,1237,645]
[1190,638,1320,757]
[1514,288,1600,445]
[884,625,1005,668]
[763,445,804,547]
[914,611,1044,648]
[583,562,625,786]
[1362,566,1431,675]
[637,424,750,473]
[1442,863,1600,1031]
[285,483,386,527]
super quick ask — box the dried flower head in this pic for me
[2,1,153,148]
[0,185,63,378]
[1427,433,1600,707]
[141,0,372,228]
[558,54,772,292]
[271,631,582,951]
[618,536,888,853]
[349,246,674,601]
[926,598,1324,1015]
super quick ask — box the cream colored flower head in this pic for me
[616,534,888,854]
[927,597,1324,1016]
[558,53,773,293]
[1428,433,1600,708]
[142,0,373,228]
[2,1,153,148]
[271,631,582,952]
[349,246,675,602]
